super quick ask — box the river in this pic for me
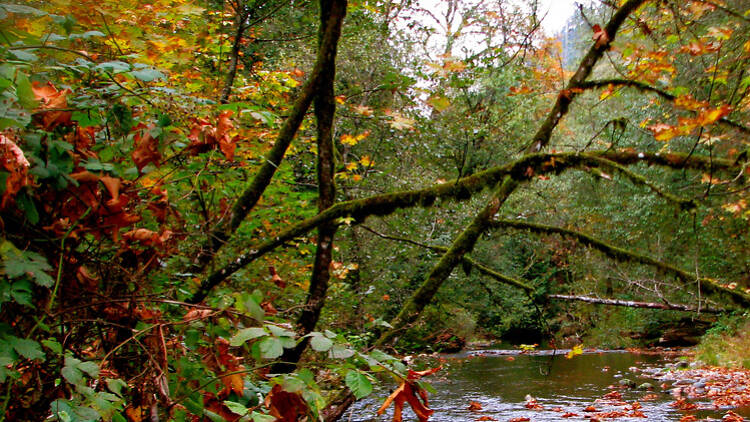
[346,348,750,421]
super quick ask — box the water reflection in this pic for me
[345,350,750,421]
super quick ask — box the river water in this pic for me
[346,348,750,421]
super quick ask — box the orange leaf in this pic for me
[31,81,72,130]
[0,133,30,209]
[695,104,732,126]
[378,367,441,422]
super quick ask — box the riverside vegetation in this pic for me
[0,0,749,420]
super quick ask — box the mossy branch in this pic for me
[374,176,520,347]
[490,219,750,308]
[582,155,696,210]
[187,150,738,303]
[360,226,534,293]
[579,79,750,135]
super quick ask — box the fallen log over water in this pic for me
[548,294,723,314]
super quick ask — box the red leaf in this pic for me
[592,24,610,49]
[132,124,161,172]
[468,401,482,411]
[264,384,308,422]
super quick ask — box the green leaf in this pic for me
[62,356,83,384]
[68,30,105,39]
[243,296,265,321]
[345,370,372,399]
[0,3,47,15]
[258,337,283,359]
[78,360,99,378]
[3,246,54,287]
[9,280,32,306]
[222,400,248,416]
[17,192,39,224]
[130,68,165,82]
[229,327,267,346]
[267,325,296,338]
[9,49,38,62]
[94,61,131,73]
[250,412,276,422]
[10,337,44,360]
[15,72,37,109]
[42,339,62,354]
[308,333,333,352]
[328,344,354,359]
[106,378,128,396]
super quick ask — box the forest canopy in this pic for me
[0,0,749,420]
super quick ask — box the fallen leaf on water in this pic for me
[468,401,482,411]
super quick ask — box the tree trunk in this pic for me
[272,0,346,372]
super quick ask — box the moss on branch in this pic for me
[490,219,750,308]
[188,150,739,303]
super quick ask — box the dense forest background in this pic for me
[0,0,749,420]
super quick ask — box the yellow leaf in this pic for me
[427,93,451,111]
[566,344,584,359]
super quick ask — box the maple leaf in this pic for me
[265,384,308,421]
[132,124,161,172]
[592,24,610,49]
[187,111,237,160]
[269,266,286,288]
[467,401,482,411]
[31,81,72,131]
[695,104,732,126]
[648,123,682,141]
[352,104,374,116]
[509,85,532,95]
[385,110,415,130]
[674,94,709,111]
[377,366,441,422]
[0,133,30,210]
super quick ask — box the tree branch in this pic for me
[579,78,750,135]
[525,0,648,153]
[187,150,740,303]
[190,0,348,273]
[548,294,724,313]
[490,219,750,308]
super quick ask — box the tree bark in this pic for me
[272,0,346,372]
[374,175,519,347]
[188,0,348,278]
[188,150,748,305]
